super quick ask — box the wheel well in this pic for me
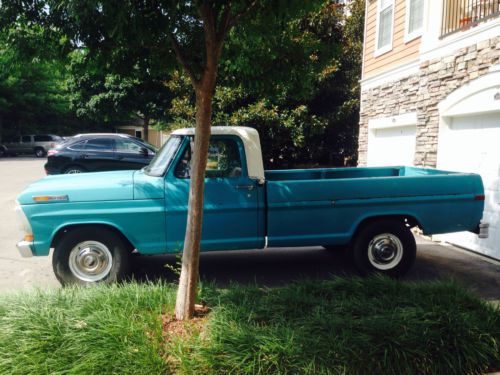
[352,215,421,242]
[51,224,135,253]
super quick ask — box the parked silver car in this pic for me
[0,134,63,158]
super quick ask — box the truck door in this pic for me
[165,136,265,252]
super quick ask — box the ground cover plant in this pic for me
[0,277,498,374]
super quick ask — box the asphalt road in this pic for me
[1,157,499,300]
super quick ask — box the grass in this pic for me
[0,277,499,375]
[0,283,176,374]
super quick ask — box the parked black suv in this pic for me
[0,134,63,157]
[44,133,157,174]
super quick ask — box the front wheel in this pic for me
[352,220,416,277]
[52,226,131,285]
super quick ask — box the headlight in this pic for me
[15,200,32,235]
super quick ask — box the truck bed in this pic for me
[265,166,485,247]
[266,166,459,181]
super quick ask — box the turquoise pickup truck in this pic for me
[16,127,489,285]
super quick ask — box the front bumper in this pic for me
[16,240,34,257]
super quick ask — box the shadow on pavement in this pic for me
[131,247,356,287]
[130,244,500,300]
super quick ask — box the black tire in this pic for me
[64,165,86,174]
[52,226,131,286]
[352,220,416,277]
[34,147,46,158]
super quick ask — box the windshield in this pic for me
[144,135,182,176]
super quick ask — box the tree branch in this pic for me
[169,33,199,88]
[216,3,232,43]
[228,0,259,28]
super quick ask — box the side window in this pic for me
[69,141,87,151]
[84,138,113,151]
[34,135,51,142]
[115,139,143,154]
[21,136,32,143]
[174,138,243,179]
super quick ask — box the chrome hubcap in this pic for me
[367,234,403,270]
[69,241,113,282]
[66,169,81,174]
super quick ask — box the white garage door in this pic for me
[367,125,416,166]
[438,112,500,259]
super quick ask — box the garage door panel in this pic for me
[368,125,416,167]
[438,112,500,260]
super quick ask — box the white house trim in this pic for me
[360,0,369,81]
[420,5,500,62]
[374,0,395,57]
[404,0,426,44]
[368,112,418,129]
[360,59,420,90]
[438,71,500,117]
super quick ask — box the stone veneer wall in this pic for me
[358,36,500,167]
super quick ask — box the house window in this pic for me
[405,0,424,42]
[376,0,394,56]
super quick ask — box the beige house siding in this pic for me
[147,128,168,148]
[363,0,421,79]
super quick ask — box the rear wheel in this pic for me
[52,226,131,286]
[34,147,46,158]
[64,165,86,174]
[352,220,416,277]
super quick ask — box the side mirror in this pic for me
[140,147,149,157]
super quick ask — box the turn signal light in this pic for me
[24,234,34,242]
[32,195,68,202]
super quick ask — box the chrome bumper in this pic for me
[16,240,34,257]
[478,221,489,239]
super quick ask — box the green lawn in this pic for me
[0,277,498,374]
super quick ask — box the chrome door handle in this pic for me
[236,185,255,191]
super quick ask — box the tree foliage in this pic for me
[0,25,72,138]
[165,0,364,168]
[68,51,174,138]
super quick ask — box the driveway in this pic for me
[0,157,499,300]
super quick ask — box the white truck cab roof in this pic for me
[171,126,265,181]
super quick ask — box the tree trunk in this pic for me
[173,1,232,321]
[142,117,149,142]
[174,85,214,320]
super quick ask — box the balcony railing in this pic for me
[441,0,500,37]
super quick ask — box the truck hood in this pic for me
[17,170,136,205]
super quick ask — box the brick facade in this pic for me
[358,36,500,167]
